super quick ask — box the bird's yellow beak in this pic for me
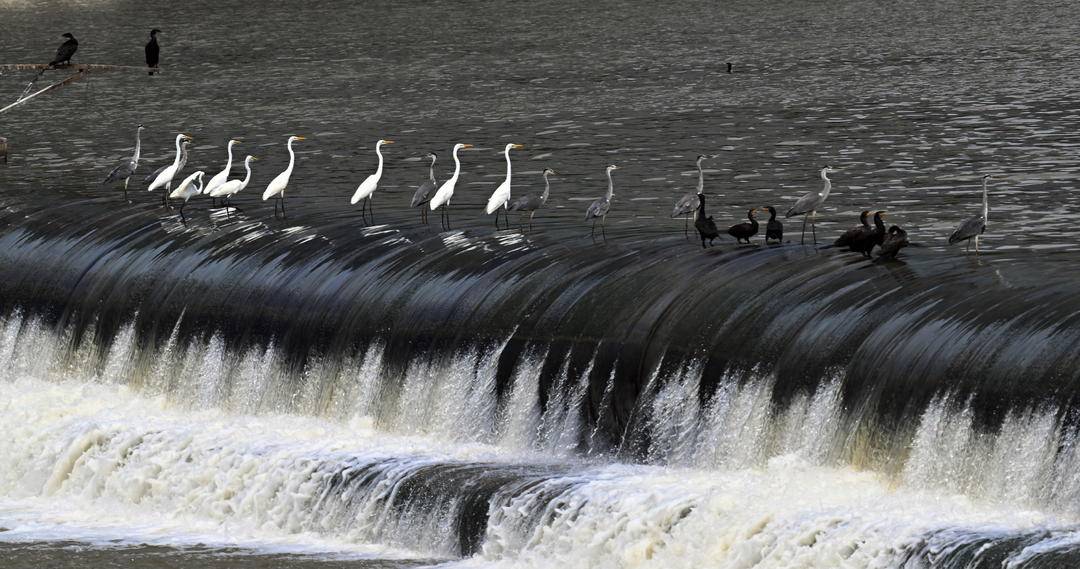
[294,136,307,141]
[230,139,241,144]
[251,156,259,161]
[383,139,395,144]
[512,144,524,150]
[182,133,193,139]
[462,144,474,149]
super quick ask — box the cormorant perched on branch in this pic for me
[145,29,161,75]
[49,33,78,67]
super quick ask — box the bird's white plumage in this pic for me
[169,170,204,201]
[484,143,522,215]
[204,139,239,196]
[430,143,471,210]
[351,139,392,205]
[148,133,190,192]
[210,155,255,198]
[262,136,304,201]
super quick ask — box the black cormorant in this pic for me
[835,210,871,249]
[145,29,161,75]
[877,225,909,261]
[763,206,783,244]
[694,194,720,248]
[727,208,759,244]
[49,33,78,67]
[852,211,886,257]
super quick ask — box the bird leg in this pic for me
[281,195,287,219]
[179,203,187,224]
[800,216,807,245]
[494,209,500,229]
[975,236,980,254]
[601,216,607,241]
[123,178,129,202]
[368,196,374,224]
[590,219,596,238]
[685,215,689,239]
[810,211,818,245]
[530,211,535,232]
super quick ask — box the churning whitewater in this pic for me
[1,308,1079,568]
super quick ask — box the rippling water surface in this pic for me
[3,1,1080,568]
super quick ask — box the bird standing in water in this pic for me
[672,155,708,238]
[410,152,438,223]
[877,225,909,261]
[835,210,871,250]
[508,168,558,231]
[851,211,886,257]
[430,143,474,230]
[351,138,395,223]
[785,166,837,245]
[728,208,759,244]
[585,165,618,240]
[763,206,783,244]
[102,124,144,201]
[948,174,992,253]
[148,133,193,207]
[485,143,525,229]
[262,135,305,218]
[169,170,205,223]
[694,194,720,248]
[49,33,78,67]
[145,29,161,75]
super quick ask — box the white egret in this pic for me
[144,138,190,184]
[410,152,438,224]
[949,174,993,253]
[102,124,145,202]
[484,143,525,229]
[672,154,708,238]
[148,133,193,208]
[350,139,395,223]
[585,165,619,240]
[262,135,305,218]
[507,168,558,231]
[203,139,241,204]
[785,165,837,245]
[168,170,205,223]
[210,155,257,219]
[429,143,474,230]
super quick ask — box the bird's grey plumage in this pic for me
[948,215,985,244]
[103,125,143,186]
[786,191,825,218]
[586,166,618,240]
[144,139,190,183]
[509,168,556,212]
[672,155,707,218]
[585,198,610,220]
[411,153,438,208]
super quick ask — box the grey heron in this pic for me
[145,29,161,75]
[835,210,871,249]
[49,33,78,67]
[169,170,205,223]
[785,165,837,244]
[351,139,395,224]
[948,174,992,253]
[672,155,708,238]
[585,165,618,240]
[429,143,474,230]
[102,124,145,201]
[410,152,438,223]
[694,194,720,248]
[262,135,305,219]
[485,143,525,230]
[728,208,759,244]
[508,167,558,231]
[210,155,256,219]
[148,133,194,208]
[763,206,783,244]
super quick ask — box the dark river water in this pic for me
[3,1,1080,568]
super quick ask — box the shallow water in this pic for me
[3,1,1080,568]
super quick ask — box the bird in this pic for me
[835,210,871,250]
[585,165,618,240]
[102,124,145,201]
[694,194,720,248]
[485,143,525,229]
[763,206,783,244]
[410,152,438,224]
[508,168,558,231]
[145,29,161,75]
[429,143,473,230]
[210,155,256,219]
[262,135,305,218]
[785,165,837,245]
[876,225,909,261]
[169,170,205,223]
[728,208,759,244]
[851,211,886,257]
[203,139,241,204]
[144,138,190,185]
[948,174,993,253]
[672,155,708,238]
[148,133,193,208]
[350,139,394,223]
[49,33,78,67]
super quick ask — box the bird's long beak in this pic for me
[295,136,307,141]
[251,156,259,161]
[383,139,395,144]
[512,144,525,150]
[182,133,193,140]
[462,144,474,149]
[230,139,241,144]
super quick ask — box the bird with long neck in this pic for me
[148,133,193,208]
[948,174,993,253]
[785,165,837,244]
[262,135,305,218]
[585,165,618,240]
[486,143,524,229]
[212,155,257,219]
[204,139,241,206]
[671,154,708,237]
[410,152,439,224]
[351,139,395,223]
[508,167,559,231]
[430,143,473,230]
[102,124,144,201]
